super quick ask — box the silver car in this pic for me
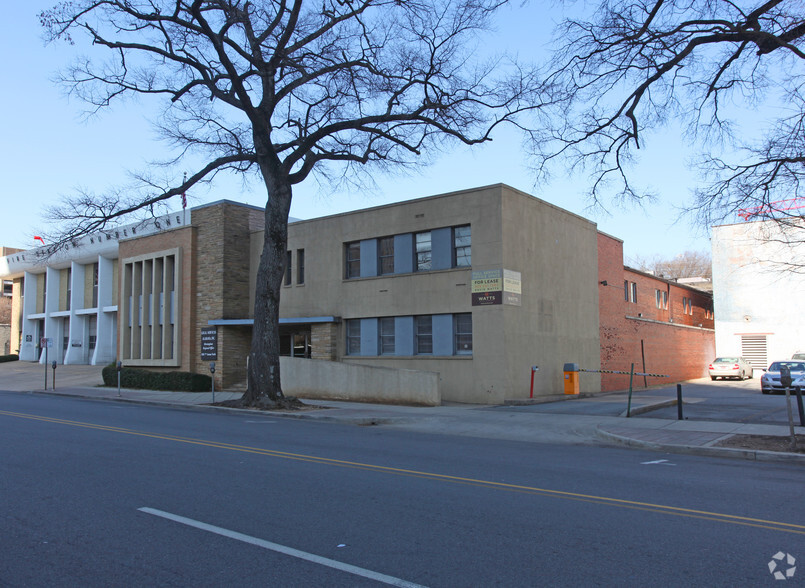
[761,361,805,394]
[708,357,754,381]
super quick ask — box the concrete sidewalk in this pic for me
[2,362,803,463]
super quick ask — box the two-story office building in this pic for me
[1,184,714,403]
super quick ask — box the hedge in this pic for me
[0,354,19,363]
[102,364,212,392]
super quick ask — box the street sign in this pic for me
[201,327,218,360]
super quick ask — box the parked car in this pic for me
[792,352,805,360]
[760,361,805,394]
[708,357,754,380]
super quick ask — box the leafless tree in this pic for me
[532,0,804,233]
[628,250,712,279]
[40,0,536,406]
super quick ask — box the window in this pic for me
[379,317,395,355]
[453,225,471,267]
[624,280,629,301]
[415,232,432,271]
[415,315,433,354]
[66,268,71,311]
[2,280,11,297]
[379,237,394,275]
[284,251,292,286]
[346,242,361,278]
[346,320,361,355]
[655,289,667,309]
[92,263,99,307]
[630,282,637,303]
[682,297,693,315]
[297,249,305,284]
[454,313,472,354]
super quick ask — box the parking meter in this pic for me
[780,365,793,388]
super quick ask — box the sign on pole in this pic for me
[201,327,218,360]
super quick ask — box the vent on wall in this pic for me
[741,335,768,369]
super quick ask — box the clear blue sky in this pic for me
[1,1,713,262]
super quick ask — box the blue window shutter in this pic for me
[360,239,378,277]
[360,318,378,356]
[395,316,414,356]
[431,228,452,270]
[394,233,414,274]
[432,314,453,355]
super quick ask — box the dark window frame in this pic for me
[297,249,305,284]
[414,315,433,355]
[379,317,395,355]
[453,225,471,267]
[454,313,472,355]
[378,236,395,275]
[346,320,361,355]
[345,242,361,279]
[415,232,432,272]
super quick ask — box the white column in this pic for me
[19,271,39,361]
[92,256,117,365]
[64,262,86,364]
[43,266,61,364]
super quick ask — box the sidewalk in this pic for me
[2,362,803,463]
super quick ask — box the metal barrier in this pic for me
[564,363,669,417]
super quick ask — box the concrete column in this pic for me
[19,271,39,361]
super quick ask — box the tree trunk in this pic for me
[242,169,293,407]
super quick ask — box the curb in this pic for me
[619,398,678,418]
[596,427,805,463]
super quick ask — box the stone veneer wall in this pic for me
[193,203,265,389]
[118,225,197,370]
[311,323,338,361]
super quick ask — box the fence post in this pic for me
[626,363,635,417]
[677,384,683,420]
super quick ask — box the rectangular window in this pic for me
[630,282,637,303]
[346,242,361,278]
[415,232,432,272]
[2,280,12,297]
[346,320,361,355]
[662,291,668,309]
[453,225,471,267]
[415,315,433,354]
[66,268,72,311]
[92,263,99,307]
[624,280,629,301]
[379,237,395,275]
[454,313,472,354]
[379,317,395,355]
[655,289,662,309]
[284,251,292,286]
[297,249,305,284]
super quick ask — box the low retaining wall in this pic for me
[280,357,440,406]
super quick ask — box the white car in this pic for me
[708,357,754,381]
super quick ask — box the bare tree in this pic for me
[532,0,805,231]
[628,250,712,279]
[40,0,535,406]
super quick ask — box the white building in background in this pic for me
[0,211,191,365]
[711,219,805,367]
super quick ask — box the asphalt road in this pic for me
[2,391,804,586]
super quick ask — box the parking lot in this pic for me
[492,377,805,426]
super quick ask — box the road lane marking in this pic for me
[138,507,427,588]
[641,459,676,466]
[3,409,804,535]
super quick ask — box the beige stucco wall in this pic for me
[250,184,601,403]
[280,356,440,405]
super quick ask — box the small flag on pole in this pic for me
[34,236,45,245]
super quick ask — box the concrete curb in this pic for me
[596,427,805,464]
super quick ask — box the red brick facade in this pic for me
[598,233,715,391]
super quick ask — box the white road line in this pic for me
[138,507,427,588]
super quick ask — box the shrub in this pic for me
[0,354,19,363]
[102,364,212,392]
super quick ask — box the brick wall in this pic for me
[598,233,715,391]
[118,225,197,370]
[311,323,338,360]
[193,203,255,388]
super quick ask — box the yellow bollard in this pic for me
[563,362,580,395]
